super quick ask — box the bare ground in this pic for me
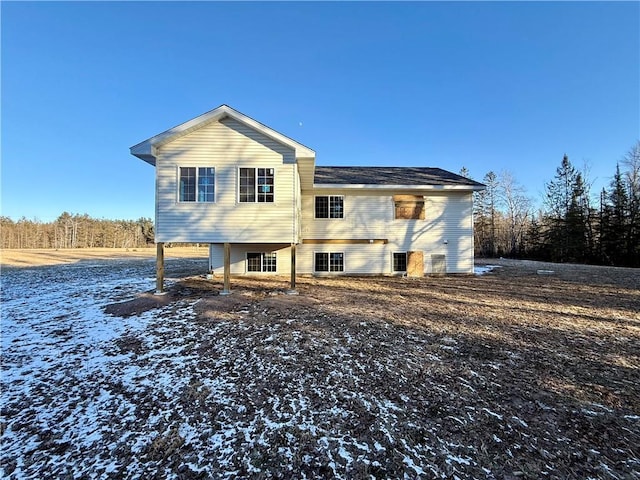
[111,260,638,478]
[2,258,639,479]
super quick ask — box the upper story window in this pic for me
[239,168,274,203]
[315,195,344,219]
[179,167,215,202]
[393,195,424,220]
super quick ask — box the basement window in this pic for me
[179,167,215,202]
[394,195,425,220]
[247,252,277,272]
[315,252,344,272]
[239,168,274,203]
[315,196,344,219]
[393,252,407,272]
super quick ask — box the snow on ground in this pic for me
[1,259,472,479]
[473,265,502,275]
[2,258,638,479]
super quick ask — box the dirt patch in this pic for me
[104,278,224,318]
[104,292,175,317]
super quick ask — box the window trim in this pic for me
[392,252,408,273]
[246,252,277,273]
[238,167,275,204]
[314,195,344,219]
[177,166,216,203]
[314,251,345,273]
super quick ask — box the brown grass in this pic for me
[0,246,208,267]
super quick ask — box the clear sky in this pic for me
[2,1,638,222]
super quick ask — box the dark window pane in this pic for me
[179,167,196,202]
[393,253,407,272]
[239,168,256,202]
[247,253,261,272]
[315,197,329,218]
[330,196,343,218]
[315,253,329,272]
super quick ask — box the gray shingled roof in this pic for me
[314,167,484,187]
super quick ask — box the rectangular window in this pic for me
[315,252,344,272]
[393,252,407,272]
[315,196,343,219]
[179,167,196,202]
[329,252,344,272]
[239,168,274,203]
[197,167,215,202]
[239,168,256,203]
[315,252,329,272]
[247,252,277,272]
[257,168,274,203]
[179,167,215,202]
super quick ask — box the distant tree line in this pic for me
[0,213,154,250]
[468,141,640,268]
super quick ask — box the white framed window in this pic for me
[179,167,215,202]
[239,167,274,203]
[392,252,407,272]
[315,195,344,219]
[314,252,344,272]
[247,252,277,273]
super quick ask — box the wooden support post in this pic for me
[155,242,165,294]
[290,243,297,291]
[221,242,231,295]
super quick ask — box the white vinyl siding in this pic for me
[155,117,297,243]
[209,244,291,275]
[299,190,474,274]
[297,243,386,275]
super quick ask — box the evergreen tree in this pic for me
[542,155,581,262]
[565,173,588,262]
[601,164,629,265]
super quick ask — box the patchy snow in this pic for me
[474,264,502,275]
[1,258,638,479]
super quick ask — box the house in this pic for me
[130,105,485,293]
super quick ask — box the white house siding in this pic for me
[298,189,474,274]
[155,117,299,243]
[296,243,388,275]
[209,243,293,275]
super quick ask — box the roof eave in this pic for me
[313,183,485,191]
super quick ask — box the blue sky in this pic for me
[2,1,638,222]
